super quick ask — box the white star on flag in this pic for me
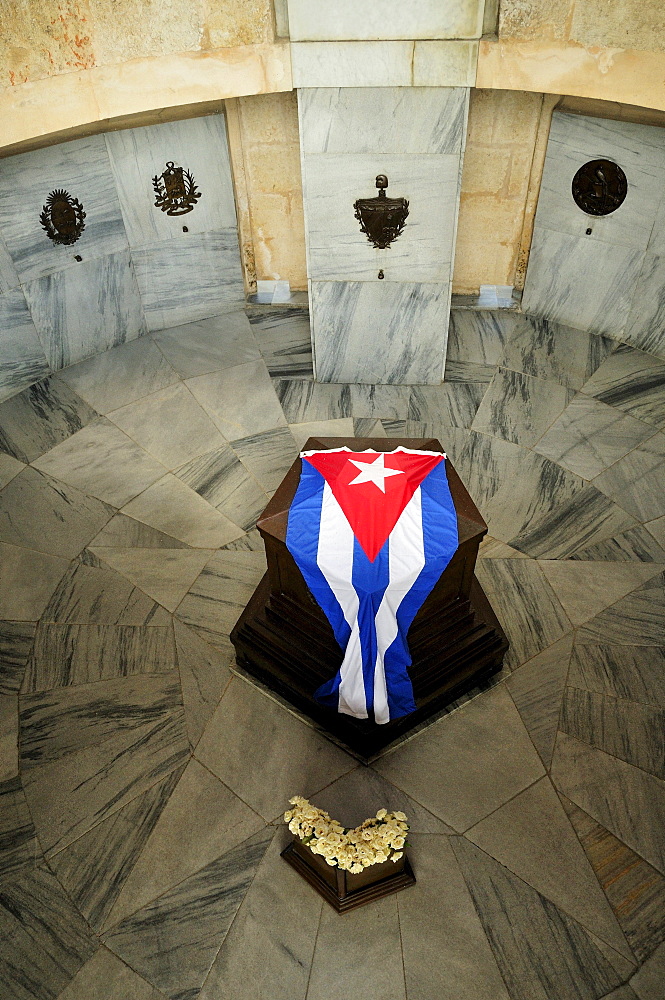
[347,453,405,493]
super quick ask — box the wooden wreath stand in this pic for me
[231,438,508,762]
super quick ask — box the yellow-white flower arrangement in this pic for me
[284,796,409,874]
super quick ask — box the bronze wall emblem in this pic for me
[153,161,201,216]
[572,159,627,216]
[40,189,86,246]
[354,175,409,250]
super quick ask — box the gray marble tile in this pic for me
[506,634,572,768]
[465,776,631,958]
[106,758,264,930]
[0,452,25,490]
[442,358,496,382]
[0,377,98,464]
[0,865,98,1000]
[88,513,190,549]
[446,308,512,366]
[593,432,665,522]
[0,542,70,621]
[522,227,645,338]
[569,643,665,710]
[0,134,127,281]
[132,230,244,332]
[198,826,320,1000]
[103,828,273,999]
[220,527,264,552]
[471,368,573,448]
[538,562,662,626]
[623,252,665,360]
[475,559,572,670]
[174,550,266,650]
[49,767,183,931]
[20,672,183,770]
[23,709,189,858]
[23,250,147,370]
[186,359,287,441]
[303,152,461,282]
[249,309,313,379]
[33,417,167,507]
[23,624,176,693]
[56,947,166,1000]
[174,622,233,749]
[375,685,545,832]
[409,381,485,432]
[630,941,665,999]
[0,288,51,404]
[0,233,19,294]
[450,836,621,1000]
[0,776,37,884]
[0,466,113,558]
[561,687,665,779]
[273,378,352,423]
[91,548,214,613]
[567,524,665,561]
[311,280,451,384]
[645,515,665,549]
[41,560,170,626]
[153,307,261,379]
[349,383,411,419]
[509,484,637,560]
[0,622,36,695]
[551,731,665,874]
[498,314,615,390]
[58,335,179,414]
[231,427,299,492]
[576,570,665,645]
[299,87,468,155]
[581,344,665,431]
[108,382,226,471]
[561,795,665,967]
[397,833,511,1000]
[287,418,353,451]
[0,693,18,781]
[195,678,353,821]
[176,446,268,532]
[121,475,243,548]
[352,417,387,437]
[105,115,237,247]
[535,394,657,479]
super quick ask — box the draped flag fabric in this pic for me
[286,447,459,724]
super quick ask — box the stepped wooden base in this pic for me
[281,839,416,913]
[232,572,508,762]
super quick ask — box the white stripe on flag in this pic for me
[316,484,366,719]
[373,487,426,724]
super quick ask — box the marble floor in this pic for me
[1,304,664,1000]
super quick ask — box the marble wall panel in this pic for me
[22,251,146,371]
[131,231,244,332]
[622,253,665,359]
[302,153,460,282]
[311,280,450,384]
[105,116,237,248]
[0,289,50,403]
[0,136,127,282]
[287,0,486,40]
[0,235,19,294]
[291,42,414,89]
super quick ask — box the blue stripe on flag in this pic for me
[351,533,390,714]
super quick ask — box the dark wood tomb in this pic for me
[231,438,508,761]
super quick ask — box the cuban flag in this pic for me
[286,447,458,724]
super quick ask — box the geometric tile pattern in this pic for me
[0,307,663,999]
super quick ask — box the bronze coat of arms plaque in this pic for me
[40,189,86,246]
[153,161,202,216]
[354,175,409,250]
[571,159,628,216]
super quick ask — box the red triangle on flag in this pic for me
[304,448,444,562]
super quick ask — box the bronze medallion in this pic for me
[571,159,628,216]
[354,175,409,250]
[152,161,201,216]
[40,189,86,246]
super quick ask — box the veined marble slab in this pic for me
[497,315,614,390]
[121,475,244,549]
[186,359,287,441]
[132,230,244,332]
[312,280,450,384]
[302,153,461,282]
[23,250,146,371]
[0,234,19,294]
[0,377,98,464]
[287,0,485,40]
[522,227,645,338]
[299,88,468,155]
[0,775,37,882]
[581,344,665,430]
[0,135,128,282]
[0,289,51,404]
[622,252,665,360]
[291,41,478,88]
[176,446,268,532]
[154,308,261,379]
[447,308,512,367]
[471,368,572,449]
[105,115,237,247]
[593,432,665,522]
[249,309,313,379]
